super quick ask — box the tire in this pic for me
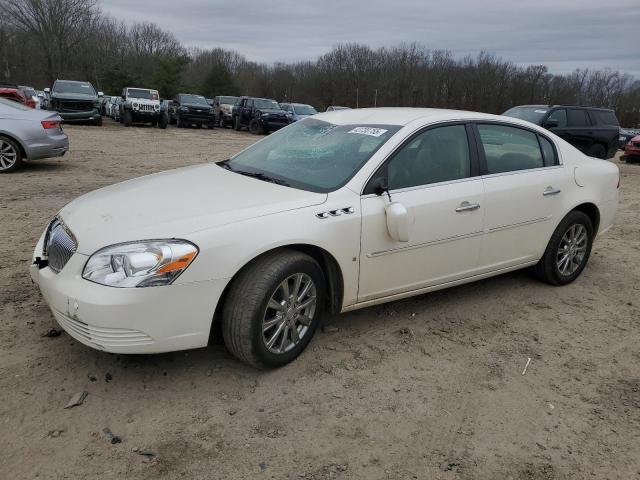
[218,115,225,128]
[158,114,168,129]
[95,116,102,126]
[531,210,594,286]
[150,119,157,127]
[123,110,133,127]
[177,115,184,128]
[222,250,326,369]
[207,123,215,130]
[0,136,23,173]
[587,143,606,159]
[233,116,241,131]
[249,119,264,135]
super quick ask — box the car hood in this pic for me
[259,108,287,115]
[59,163,327,254]
[51,92,97,101]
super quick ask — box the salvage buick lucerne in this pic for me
[31,108,619,368]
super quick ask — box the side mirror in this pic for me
[371,177,389,197]
[385,202,410,242]
[544,119,559,129]
[44,87,50,93]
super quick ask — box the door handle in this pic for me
[543,187,562,196]
[455,201,480,212]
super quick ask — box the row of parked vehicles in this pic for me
[2,76,640,173]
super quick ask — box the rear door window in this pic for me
[567,109,591,127]
[478,124,545,174]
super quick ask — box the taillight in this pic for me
[41,120,60,129]
[26,98,36,108]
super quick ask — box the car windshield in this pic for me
[224,118,401,192]
[294,104,317,115]
[502,106,548,124]
[180,94,208,105]
[219,96,237,104]
[128,89,157,100]
[53,81,96,95]
[254,99,280,109]
[0,97,31,111]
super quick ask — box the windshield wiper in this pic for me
[217,160,289,186]
[235,170,290,186]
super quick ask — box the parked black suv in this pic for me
[232,96,290,134]
[46,79,102,125]
[503,105,620,159]
[168,93,215,129]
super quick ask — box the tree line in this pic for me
[1,0,639,126]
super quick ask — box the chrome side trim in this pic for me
[367,230,484,258]
[486,216,551,233]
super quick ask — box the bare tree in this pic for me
[3,0,100,83]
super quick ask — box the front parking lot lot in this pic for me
[1,120,639,479]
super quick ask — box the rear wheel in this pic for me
[587,143,606,159]
[531,210,594,285]
[222,250,325,368]
[0,136,23,173]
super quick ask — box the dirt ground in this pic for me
[1,119,639,480]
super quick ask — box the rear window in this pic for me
[592,110,619,127]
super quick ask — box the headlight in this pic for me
[209,108,214,114]
[154,104,160,111]
[82,240,198,288]
[180,106,189,112]
[261,113,270,118]
[133,102,139,110]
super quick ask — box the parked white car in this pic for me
[30,108,619,368]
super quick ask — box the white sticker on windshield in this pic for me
[534,109,548,114]
[348,127,388,137]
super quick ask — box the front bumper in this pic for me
[30,233,227,354]
[179,113,215,125]
[624,145,640,156]
[58,109,100,122]
[259,117,290,131]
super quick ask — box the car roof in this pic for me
[313,107,513,127]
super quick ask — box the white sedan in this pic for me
[30,108,619,368]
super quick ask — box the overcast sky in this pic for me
[100,0,639,78]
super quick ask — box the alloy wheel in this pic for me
[0,140,18,171]
[262,273,317,354]
[556,224,588,276]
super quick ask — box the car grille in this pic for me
[44,218,77,273]
[57,100,93,112]
[137,104,156,112]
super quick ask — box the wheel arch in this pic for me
[208,243,345,344]
[571,202,600,235]
[0,131,28,160]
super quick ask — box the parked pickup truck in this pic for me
[232,96,290,134]
[503,105,620,159]
[45,79,103,125]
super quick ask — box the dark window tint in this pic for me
[387,125,471,190]
[592,110,619,126]
[546,109,567,128]
[478,124,544,174]
[539,136,557,166]
[567,109,590,127]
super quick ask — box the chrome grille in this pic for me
[44,218,77,273]
[138,104,156,112]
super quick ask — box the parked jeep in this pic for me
[212,95,238,128]
[168,93,215,129]
[232,96,290,134]
[120,87,166,128]
[503,105,620,159]
[45,79,102,125]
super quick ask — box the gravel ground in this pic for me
[1,119,639,480]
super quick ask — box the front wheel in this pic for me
[222,250,325,368]
[531,210,594,285]
[233,116,241,131]
[123,110,133,127]
[158,114,168,129]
